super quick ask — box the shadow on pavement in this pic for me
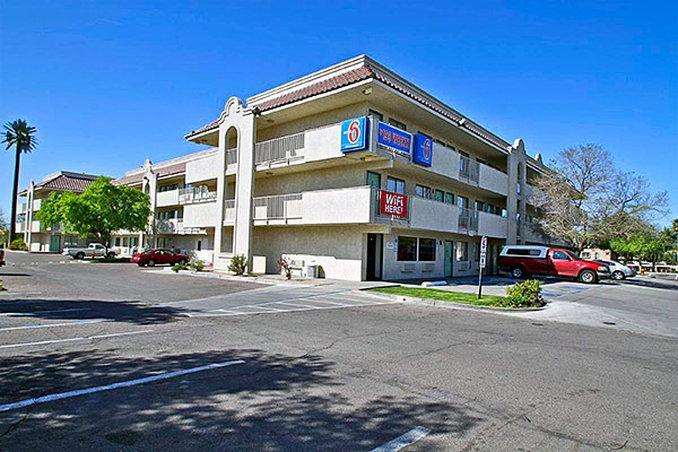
[0,299,188,325]
[614,278,678,291]
[0,348,483,449]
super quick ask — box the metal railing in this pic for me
[155,218,179,234]
[226,147,238,166]
[178,186,217,205]
[458,207,479,230]
[253,193,303,220]
[459,156,480,183]
[255,132,304,165]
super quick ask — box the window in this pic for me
[122,237,129,247]
[444,192,454,204]
[115,238,121,246]
[581,252,591,258]
[196,240,202,251]
[552,250,571,260]
[475,201,485,211]
[506,248,542,256]
[369,109,383,122]
[456,241,469,261]
[386,177,406,194]
[415,184,432,199]
[397,236,417,261]
[434,190,444,203]
[457,196,469,209]
[418,238,436,261]
[366,171,381,190]
[388,118,407,131]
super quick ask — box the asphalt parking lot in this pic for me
[0,251,677,450]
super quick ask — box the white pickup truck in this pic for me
[63,243,118,260]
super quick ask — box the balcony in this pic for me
[253,193,303,224]
[255,132,305,166]
[30,220,42,233]
[156,218,206,235]
[179,187,217,205]
[478,211,507,238]
[15,222,25,233]
[458,156,480,183]
[458,207,479,232]
[32,198,42,211]
[156,189,179,207]
[408,196,458,232]
[223,199,235,225]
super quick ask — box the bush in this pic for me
[228,254,249,276]
[9,238,28,251]
[172,262,187,273]
[277,258,293,280]
[501,279,544,308]
[189,258,205,272]
[0,280,6,291]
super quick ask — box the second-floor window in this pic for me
[388,118,407,131]
[444,192,454,204]
[457,196,469,209]
[434,190,444,203]
[415,184,432,199]
[386,177,405,194]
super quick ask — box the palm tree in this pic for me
[3,119,37,244]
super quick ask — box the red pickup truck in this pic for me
[498,246,610,284]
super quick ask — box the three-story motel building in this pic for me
[113,55,556,281]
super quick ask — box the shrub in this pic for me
[189,258,205,272]
[228,254,249,275]
[172,262,187,273]
[501,279,544,308]
[0,280,5,291]
[9,238,28,251]
[277,258,293,280]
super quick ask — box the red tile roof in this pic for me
[184,59,511,150]
[36,173,98,193]
[113,162,186,186]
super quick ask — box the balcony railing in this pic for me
[226,147,237,166]
[253,193,303,221]
[224,199,235,223]
[459,156,480,183]
[179,187,217,205]
[458,207,479,231]
[155,218,180,234]
[255,132,304,165]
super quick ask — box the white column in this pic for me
[233,112,256,264]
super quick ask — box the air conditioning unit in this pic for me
[401,263,416,273]
[421,262,434,272]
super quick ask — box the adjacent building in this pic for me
[113,55,561,281]
[16,171,100,252]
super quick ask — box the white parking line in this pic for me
[0,359,245,412]
[0,330,153,349]
[0,308,90,317]
[371,426,431,452]
[186,299,399,318]
[0,319,104,332]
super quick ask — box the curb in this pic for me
[364,291,548,313]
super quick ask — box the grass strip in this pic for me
[370,286,505,307]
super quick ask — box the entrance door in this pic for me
[49,235,61,252]
[366,233,383,281]
[444,240,453,277]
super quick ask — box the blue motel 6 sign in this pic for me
[340,117,368,152]
[377,122,412,155]
[412,133,433,166]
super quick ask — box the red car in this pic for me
[131,248,189,267]
[498,245,610,284]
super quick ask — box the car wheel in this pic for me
[579,269,597,284]
[612,270,625,280]
[511,266,527,279]
[106,252,116,259]
[76,252,85,260]
[137,263,144,267]
[147,259,156,267]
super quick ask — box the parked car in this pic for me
[131,248,189,267]
[499,245,610,284]
[593,259,636,280]
[63,243,118,259]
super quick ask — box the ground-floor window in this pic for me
[457,241,469,261]
[115,237,121,246]
[418,238,436,261]
[397,236,417,261]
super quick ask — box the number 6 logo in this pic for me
[348,120,361,144]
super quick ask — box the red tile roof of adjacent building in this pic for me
[184,57,511,150]
[34,172,99,193]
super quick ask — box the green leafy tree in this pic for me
[610,230,672,271]
[2,119,37,243]
[37,177,150,250]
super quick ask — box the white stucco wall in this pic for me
[186,153,220,184]
[182,202,219,228]
[478,212,508,238]
[478,165,508,195]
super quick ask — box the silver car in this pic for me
[594,260,636,280]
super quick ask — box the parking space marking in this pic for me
[0,319,104,332]
[0,329,153,350]
[371,426,431,452]
[186,294,400,318]
[0,359,245,412]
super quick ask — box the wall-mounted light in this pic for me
[362,87,372,96]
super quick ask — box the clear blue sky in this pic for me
[1,1,676,225]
